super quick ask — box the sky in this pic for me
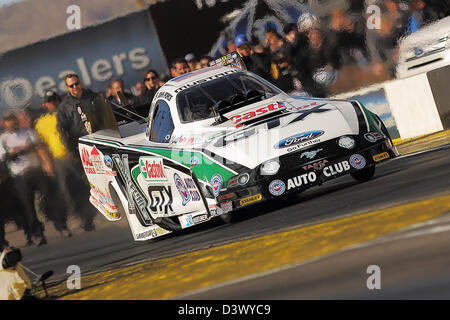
[0,0,23,7]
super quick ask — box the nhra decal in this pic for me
[287,172,317,190]
[174,173,190,206]
[349,154,366,169]
[139,157,167,182]
[228,103,284,125]
[148,185,174,215]
[275,131,324,149]
[269,180,286,196]
[112,154,152,225]
[211,174,223,197]
[323,161,351,177]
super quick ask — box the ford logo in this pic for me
[275,131,324,149]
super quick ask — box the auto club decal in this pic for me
[174,173,190,206]
[269,180,286,196]
[211,174,223,197]
[349,154,366,169]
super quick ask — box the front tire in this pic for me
[351,165,375,182]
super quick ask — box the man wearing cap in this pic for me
[235,34,271,80]
[185,53,198,72]
[34,91,76,237]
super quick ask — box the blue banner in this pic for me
[0,9,168,114]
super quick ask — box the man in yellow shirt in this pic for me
[35,90,96,233]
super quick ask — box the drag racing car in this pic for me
[78,65,398,241]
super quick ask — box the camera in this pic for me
[2,248,22,269]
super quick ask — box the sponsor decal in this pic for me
[300,148,323,160]
[373,152,389,162]
[287,172,317,190]
[173,69,238,93]
[184,178,201,202]
[139,157,167,181]
[190,156,200,167]
[302,159,329,171]
[192,214,208,224]
[365,132,384,143]
[184,214,194,227]
[81,147,96,175]
[275,131,324,149]
[90,146,104,174]
[228,102,285,125]
[148,185,174,215]
[220,200,233,214]
[349,154,366,169]
[323,161,351,177]
[155,91,173,101]
[287,139,321,153]
[211,174,223,197]
[287,101,319,111]
[174,173,190,206]
[269,180,286,196]
[239,194,262,206]
[103,155,113,169]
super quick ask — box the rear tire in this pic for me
[351,165,375,182]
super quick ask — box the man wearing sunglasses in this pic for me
[56,73,97,159]
[55,73,98,231]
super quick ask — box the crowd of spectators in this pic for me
[0,0,448,249]
[208,0,449,97]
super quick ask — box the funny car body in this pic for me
[78,65,399,241]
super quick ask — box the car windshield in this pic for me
[176,72,281,123]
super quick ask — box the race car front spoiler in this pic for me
[218,138,398,213]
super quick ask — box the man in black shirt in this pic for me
[56,73,97,231]
[57,73,98,157]
[235,34,272,81]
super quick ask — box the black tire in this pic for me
[351,165,376,182]
[218,212,232,224]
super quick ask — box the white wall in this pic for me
[384,74,443,139]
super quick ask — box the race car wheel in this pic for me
[219,212,232,224]
[351,165,376,182]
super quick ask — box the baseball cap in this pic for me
[235,34,248,47]
[43,90,61,103]
[297,12,320,32]
[184,53,196,62]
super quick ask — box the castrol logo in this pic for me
[139,157,167,181]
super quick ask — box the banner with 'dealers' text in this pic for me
[0,9,168,114]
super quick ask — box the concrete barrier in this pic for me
[333,65,448,140]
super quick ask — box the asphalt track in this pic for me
[5,134,450,299]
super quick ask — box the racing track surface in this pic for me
[9,139,450,299]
